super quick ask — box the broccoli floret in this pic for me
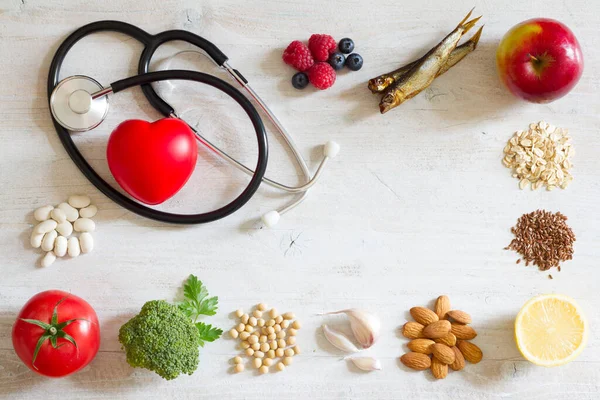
[118,300,200,380]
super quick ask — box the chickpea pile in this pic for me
[230,303,301,374]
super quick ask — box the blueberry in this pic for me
[345,53,363,71]
[291,72,309,89]
[338,38,355,54]
[328,52,346,71]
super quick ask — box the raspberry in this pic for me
[282,41,314,72]
[307,62,336,90]
[308,34,337,62]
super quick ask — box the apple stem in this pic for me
[528,53,539,63]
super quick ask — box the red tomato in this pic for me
[12,290,100,377]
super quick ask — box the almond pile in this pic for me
[399,295,483,379]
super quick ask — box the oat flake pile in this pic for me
[506,210,576,271]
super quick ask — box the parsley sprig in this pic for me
[179,275,223,346]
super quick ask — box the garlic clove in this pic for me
[348,356,382,371]
[322,309,381,349]
[322,324,360,353]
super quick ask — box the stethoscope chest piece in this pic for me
[50,75,109,132]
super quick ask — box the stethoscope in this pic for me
[48,21,339,227]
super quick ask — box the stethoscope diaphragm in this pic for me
[50,75,109,132]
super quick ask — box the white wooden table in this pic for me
[1,0,598,398]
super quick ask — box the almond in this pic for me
[457,340,483,364]
[407,338,435,354]
[451,323,477,340]
[402,322,425,339]
[422,320,451,339]
[431,343,455,365]
[450,346,465,371]
[434,332,457,347]
[447,310,472,324]
[434,295,451,319]
[431,356,448,379]
[400,352,431,371]
[410,307,439,325]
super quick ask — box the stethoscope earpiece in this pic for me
[50,75,109,132]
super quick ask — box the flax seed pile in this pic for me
[506,210,575,271]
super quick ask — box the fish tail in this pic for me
[456,7,475,28]
[461,15,482,35]
[468,25,484,49]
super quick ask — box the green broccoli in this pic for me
[118,300,200,380]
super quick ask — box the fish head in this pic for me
[379,89,405,114]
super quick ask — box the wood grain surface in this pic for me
[1,0,599,399]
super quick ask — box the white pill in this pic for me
[41,252,56,267]
[79,205,97,218]
[50,208,67,223]
[67,237,81,257]
[58,202,79,222]
[54,236,67,257]
[79,232,94,254]
[30,231,44,248]
[34,205,54,222]
[74,218,95,232]
[56,221,73,237]
[41,230,58,252]
[68,195,91,209]
[34,220,57,234]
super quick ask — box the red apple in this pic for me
[496,18,583,103]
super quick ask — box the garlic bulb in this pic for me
[348,356,382,371]
[322,324,360,353]
[323,309,381,348]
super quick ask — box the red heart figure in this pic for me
[107,118,198,205]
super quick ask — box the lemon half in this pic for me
[515,294,588,367]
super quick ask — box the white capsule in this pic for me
[50,208,67,223]
[30,231,44,248]
[68,195,91,209]
[56,221,73,237]
[67,237,81,257]
[54,236,68,257]
[34,220,57,234]
[34,205,54,222]
[79,205,97,218]
[79,232,94,254]
[41,230,57,252]
[58,202,79,222]
[41,252,56,267]
[74,218,95,232]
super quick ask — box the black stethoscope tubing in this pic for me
[47,21,269,224]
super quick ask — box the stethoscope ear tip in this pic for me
[323,141,340,158]
[261,210,281,228]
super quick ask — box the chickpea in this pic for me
[269,308,278,319]
[245,325,254,333]
[268,333,277,341]
[240,331,250,341]
[277,330,286,339]
[269,340,278,350]
[259,335,267,344]
[253,358,262,369]
[275,316,283,324]
[229,329,239,339]
[284,348,295,357]
[293,345,301,354]
[260,342,270,352]
[252,342,261,351]
[253,310,262,318]
[234,364,244,373]
[259,365,269,374]
[267,349,275,359]
[283,357,293,366]
[281,320,290,329]
[266,326,275,335]
[288,328,298,336]
[241,314,249,324]
[276,362,285,371]
[248,317,257,326]
[254,351,265,358]
[235,309,244,318]
[275,348,284,357]
[274,324,282,333]
[240,341,250,350]
[282,312,295,320]
[257,303,267,311]
[287,336,296,346]
[236,323,245,332]
[245,348,255,357]
[233,356,242,364]
[263,358,273,367]
[291,320,301,330]
[257,318,265,327]
[278,339,286,349]
[248,335,258,344]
